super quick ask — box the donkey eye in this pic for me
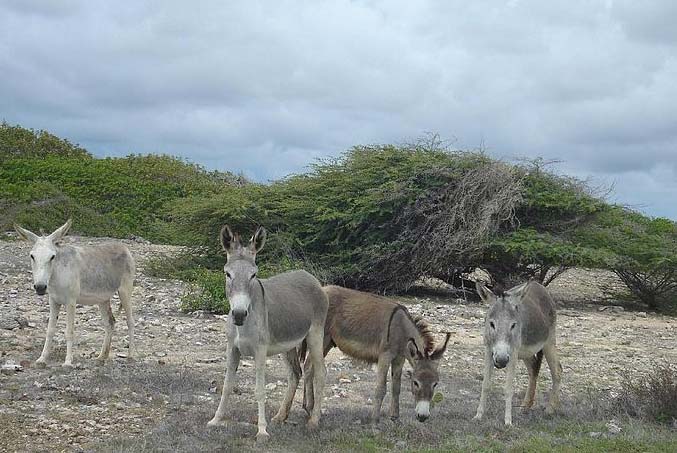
[433,382,438,389]
[250,273,257,280]
[489,321,495,330]
[510,323,516,330]
[50,255,55,261]
[225,272,232,279]
[30,254,34,260]
[413,380,420,388]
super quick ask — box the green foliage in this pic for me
[0,152,240,243]
[180,268,229,314]
[0,122,90,158]
[3,122,674,311]
[575,207,677,308]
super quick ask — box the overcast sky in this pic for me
[1,1,676,219]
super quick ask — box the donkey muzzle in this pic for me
[493,355,509,369]
[231,309,248,326]
[415,401,430,422]
[34,284,47,295]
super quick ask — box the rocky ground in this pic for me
[1,235,675,452]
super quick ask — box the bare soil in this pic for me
[1,236,675,452]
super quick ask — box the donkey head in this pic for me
[220,225,267,326]
[476,281,530,369]
[14,219,72,295]
[406,332,451,422]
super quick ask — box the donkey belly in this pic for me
[266,337,305,356]
[518,341,545,359]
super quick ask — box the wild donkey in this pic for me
[207,226,328,442]
[303,286,450,422]
[474,280,562,425]
[14,219,136,367]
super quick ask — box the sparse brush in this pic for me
[613,362,677,424]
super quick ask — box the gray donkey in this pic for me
[14,219,136,367]
[207,225,328,442]
[474,280,562,425]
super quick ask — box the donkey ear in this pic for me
[407,338,421,359]
[429,332,451,361]
[220,225,239,252]
[476,282,495,303]
[249,226,267,253]
[505,281,529,299]
[48,219,72,242]
[14,224,39,243]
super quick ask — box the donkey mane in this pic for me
[412,316,435,356]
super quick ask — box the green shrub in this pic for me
[575,207,677,309]
[0,150,241,243]
[180,268,229,314]
[0,121,90,158]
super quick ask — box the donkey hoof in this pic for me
[271,414,286,425]
[306,419,320,431]
[545,406,556,416]
[35,359,47,369]
[472,413,483,421]
[62,362,74,369]
[207,417,227,427]
[255,431,270,443]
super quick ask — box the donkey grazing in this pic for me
[14,219,136,368]
[474,280,562,425]
[207,225,328,442]
[303,285,450,422]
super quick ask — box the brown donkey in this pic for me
[303,285,450,422]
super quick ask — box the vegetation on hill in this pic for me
[0,123,242,243]
[2,123,675,312]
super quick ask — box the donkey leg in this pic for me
[306,325,327,430]
[503,357,518,426]
[543,342,562,415]
[371,353,393,422]
[254,347,270,442]
[389,356,405,420]
[473,349,493,420]
[96,301,115,363]
[36,298,61,367]
[272,349,301,424]
[63,302,76,368]
[304,335,333,416]
[208,345,241,426]
[521,351,543,412]
[118,282,135,359]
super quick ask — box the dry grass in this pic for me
[613,362,677,425]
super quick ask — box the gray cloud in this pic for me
[1,0,675,218]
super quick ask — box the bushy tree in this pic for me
[576,207,677,309]
[0,122,90,158]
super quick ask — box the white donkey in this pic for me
[14,219,136,367]
[474,280,562,425]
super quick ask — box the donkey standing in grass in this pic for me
[303,285,450,422]
[207,225,328,442]
[14,219,136,367]
[474,280,562,425]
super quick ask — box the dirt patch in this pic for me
[1,236,675,452]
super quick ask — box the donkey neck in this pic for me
[390,306,429,366]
